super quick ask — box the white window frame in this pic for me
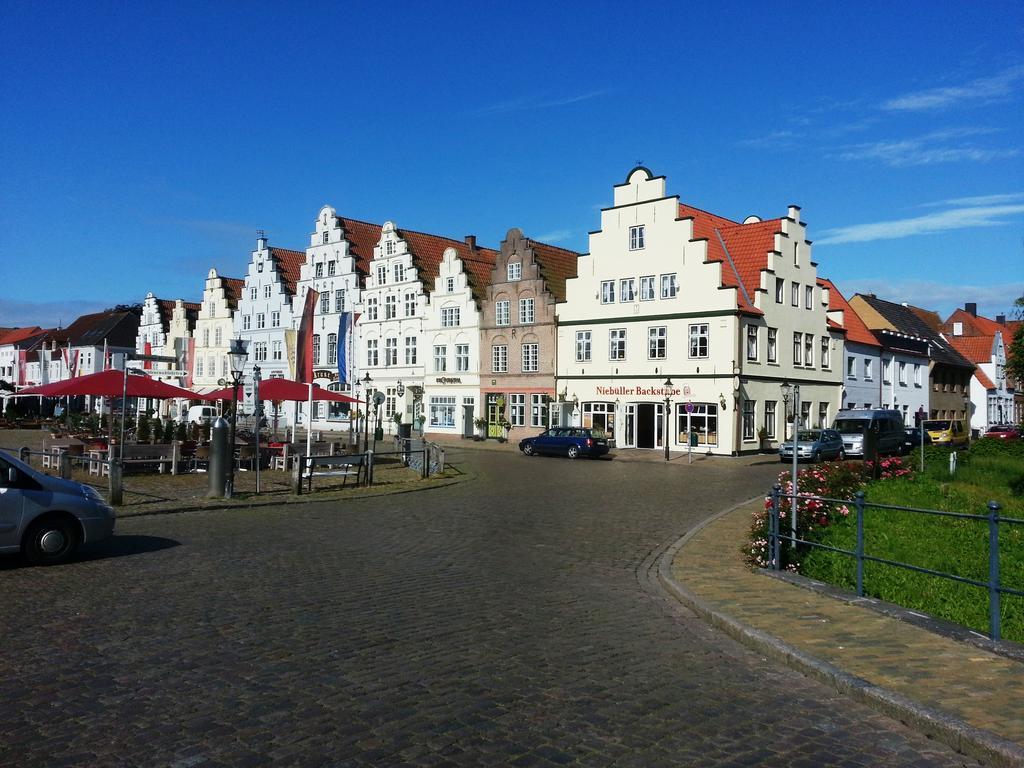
[620,278,636,303]
[507,262,521,281]
[793,332,802,366]
[433,345,447,373]
[629,225,645,250]
[640,275,655,301]
[509,393,526,426]
[441,307,460,328]
[575,330,591,362]
[601,280,615,304]
[767,327,777,363]
[688,324,709,358]
[455,344,469,372]
[661,274,677,299]
[519,298,535,324]
[522,343,539,372]
[495,300,510,326]
[609,328,626,361]
[746,325,758,361]
[648,326,667,360]
[492,344,508,373]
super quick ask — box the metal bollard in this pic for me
[19,446,30,465]
[109,461,123,506]
[207,417,229,498]
[59,452,72,480]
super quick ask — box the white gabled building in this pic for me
[133,293,200,419]
[556,167,842,455]
[421,243,496,437]
[192,269,245,393]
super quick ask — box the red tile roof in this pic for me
[528,240,580,303]
[817,278,879,347]
[0,326,45,345]
[221,277,245,309]
[269,248,306,296]
[948,335,994,364]
[975,369,996,390]
[336,217,384,275]
[399,229,498,305]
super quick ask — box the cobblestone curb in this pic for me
[656,498,1024,768]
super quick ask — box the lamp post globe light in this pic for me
[663,377,673,462]
[225,338,249,499]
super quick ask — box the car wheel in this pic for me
[23,516,79,566]
[567,445,580,459]
[523,443,535,456]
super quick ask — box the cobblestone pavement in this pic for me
[0,449,978,767]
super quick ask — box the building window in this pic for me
[914,363,922,387]
[214,328,222,346]
[256,313,265,329]
[661,273,678,299]
[366,297,378,320]
[393,262,405,282]
[376,265,387,285]
[767,327,777,363]
[495,300,510,326]
[327,261,336,276]
[254,343,267,362]
[492,345,508,373]
[312,334,320,364]
[742,400,756,441]
[764,400,776,439]
[455,344,469,372]
[640,275,655,301]
[775,277,784,304]
[522,343,538,372]
[404,292,416,317]
[883,357,892,383]
[821,337,830,368]
[629,225,645,250]
[507,262,521,281]
[531,394,548,428]
[315,263,324,278]
[510,394,526,426]
[272,341,282,360]
[385,337,397,366]
[242,315,251,331]
[446,277,455,292]
[196,358,204,377]
[601,280,615,304]
[746,325,758,361]
[405,337,417,365]
[433,345,447,372]
[323,231,329,244]
[250,287,257,301]
[898,360,907,386]
[271,311,280,328]
[202,328,210,346]
[221,358,228,376]
[648,326,667,359]
[264,285,272,299]
[609,328,626,361]
[620,278,636,302]
[688,324,708,358]
[800,401,811,429]
[846,356,857,379]
[385,240,395,256]
[382,295,395,319]
[818,402,829,429]
[335,289,345,313]
[519,298,535,324]
[805,285,813,310]
[429,396,456,428]
[804,334,813,367]
[575,330,591,362]
[864,358,873,380]
[793,332,803,366]
[791,282,800,307]
[320,293,329,314]
[366,339,378,367]
[327,333,337,363]
[437,306,458,327]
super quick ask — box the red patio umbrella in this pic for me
[200,385,244,401]
[200,379,357,402]
[17,369,200,400]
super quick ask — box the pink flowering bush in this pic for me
[745,459,910,570]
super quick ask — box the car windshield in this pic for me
[796,430,820,441]
[923,420,951,430]
[833,419,868,433]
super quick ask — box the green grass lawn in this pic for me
[800,444,1024,642]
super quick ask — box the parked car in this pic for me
[778,428,845,463]
[901,427,932,453]
[984,424,1021,441]
[0,449,115,565]
[185,405,218,425]
[519,427,610,459]
[832,409,906,457]
[923,419,970,448]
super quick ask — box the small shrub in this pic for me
[1010,474,1024,498]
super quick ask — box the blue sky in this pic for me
[2,1,1022,328]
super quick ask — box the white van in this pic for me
[185,405,218,425]
[832,409,906,458]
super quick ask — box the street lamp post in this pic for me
[780,380,800,546]
[362,372,372,453]
[225,338,249,499]
[663,377,673,462]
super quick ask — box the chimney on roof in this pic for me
[464,235,476,250]
[997,314,1006,325]
[965,302,977,317]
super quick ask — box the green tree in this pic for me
[1008,323,1024,390]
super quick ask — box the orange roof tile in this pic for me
[948,335,994,364]
[528,240,580,303]
[0,326,45,345]
[817,278,879,347]
[269,248,306,296]
[397,228,498,304]
[975,369,996,390]
[336,217,384,275]
[222,277,245,309]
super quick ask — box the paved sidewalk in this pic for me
[662,498,1024,767]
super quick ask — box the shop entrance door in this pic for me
[486,394,504,438]
[636,403,655,448]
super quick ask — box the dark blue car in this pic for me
[519,427,610,459]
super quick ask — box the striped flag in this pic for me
[337,311,352,384]
[295,288,319,384]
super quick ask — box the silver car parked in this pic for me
[0,449,115,565]
[778,429,846,463]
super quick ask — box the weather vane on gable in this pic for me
[256,229,265,238]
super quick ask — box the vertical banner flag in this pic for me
[185,337,196,388]
[337,311,351,384]
[143,341,153,370]
[295,288,319,384]
[103,339,110,371]
[17,350,27,386]
[69,350,79,378]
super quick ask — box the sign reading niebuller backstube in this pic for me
[596,385,681,397]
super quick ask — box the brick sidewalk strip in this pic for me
[660,498,1024,767]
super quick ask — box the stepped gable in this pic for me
[222,277,245,309]
[678,203,783,315]
[948,335,994,364]
[818,278,879,347]
[975,368,996,390]
[336,216,383,275]
[528,240,579,303]
[857,295,973,369]
[398,228,498,305]
[269,248,306,296]
[156,298,201,334]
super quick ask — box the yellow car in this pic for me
[922,419,970,448]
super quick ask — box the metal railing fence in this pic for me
[767,484,1024,640]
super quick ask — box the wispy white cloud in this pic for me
[738,130,797,149]
[0,298,110,329]
[917,192,1024,208]
[838,127,1016,167]
[816,203,1024,245]
[535,229,573,244]
[839,279,1024,318]
[474,90,605,116]
[882,65,1024,111]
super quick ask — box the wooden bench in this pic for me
[304,454,365,492]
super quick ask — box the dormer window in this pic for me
[446,277,455,292]
[629,225,645,250]
[323,232,329,244]
[507,262,522,281]
[385,240,396,256]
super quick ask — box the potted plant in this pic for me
[757,426,771,451]
[473,416,487,440]
[498,420,512,443]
